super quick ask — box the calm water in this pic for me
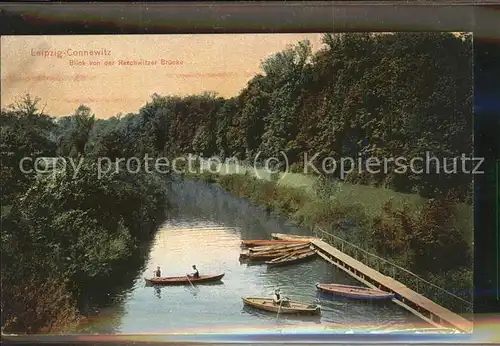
[84,178,428,334]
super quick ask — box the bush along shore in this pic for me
[1,97,170,334]
[188,171,472,314]
[1,161,170,334]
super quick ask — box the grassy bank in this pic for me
[189,162,472,250]
[278,172,473,247]
[188,170,473,313]
[187,163,468,252]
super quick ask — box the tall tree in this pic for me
[69,105,95,156]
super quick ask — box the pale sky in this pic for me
[1,34,324,118]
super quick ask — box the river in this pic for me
[83,178,428,334]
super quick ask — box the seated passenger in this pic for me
[188,265,200,279]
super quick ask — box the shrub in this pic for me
[370,194,471,274]
[1,273,81,334]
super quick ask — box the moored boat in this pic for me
[266,249,316,266]
[145,273,225,286]
[315,283,395,300]
[242,247,313,262]
[242,297,321,315]
[240,250,292,261]
[248,242,310,253]
[249,245,310,256]
[240,251,281,261]
[271,233,317,242]
[241,239,308,248]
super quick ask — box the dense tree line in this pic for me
[1,96,169,333]
[76,32,472,201]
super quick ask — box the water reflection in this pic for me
[241,305,322,324]
[154,286,161,299]
[186,286,199,297]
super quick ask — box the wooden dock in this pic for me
[271,233,473,333]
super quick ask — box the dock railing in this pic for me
[312,227,473,317]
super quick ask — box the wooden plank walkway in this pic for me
[271,233,473,333]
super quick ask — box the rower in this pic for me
[273,288,282,304]
[189,265,200,279]
[154,266,161,278]
[273,288,289,306]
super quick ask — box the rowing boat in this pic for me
[271,233,317,242]
[241,251,284,261]
[240,250,295,261]
[242,297,321,315]
[144,273,224,286]
[242,247,313,262]
[241,239,308,248]
[245,243,310,257]
[239,251,281,261]
[315,283,395,300]
[248,242,310,253]
[266,249,316,266]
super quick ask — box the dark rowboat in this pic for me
[266,250,316,267]
[144,273,224,286]
[316,283,395,300]
[242,297,321,315]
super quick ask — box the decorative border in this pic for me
[1,1,499,344]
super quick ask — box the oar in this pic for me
[276,298,284,323]
[186,275,195,288]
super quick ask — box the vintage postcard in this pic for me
[1,33,473,335]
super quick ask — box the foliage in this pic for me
[1,274,81,334]
[369,191,471,273]
[0,94,57,203]
[1,101,169,333]
[119,33,473,202]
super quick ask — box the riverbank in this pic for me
[185,170,473,313]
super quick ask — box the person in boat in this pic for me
[188,265,200,279]
[273,288,289,306]
[273,288,281,304]
[154,266,161,278]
